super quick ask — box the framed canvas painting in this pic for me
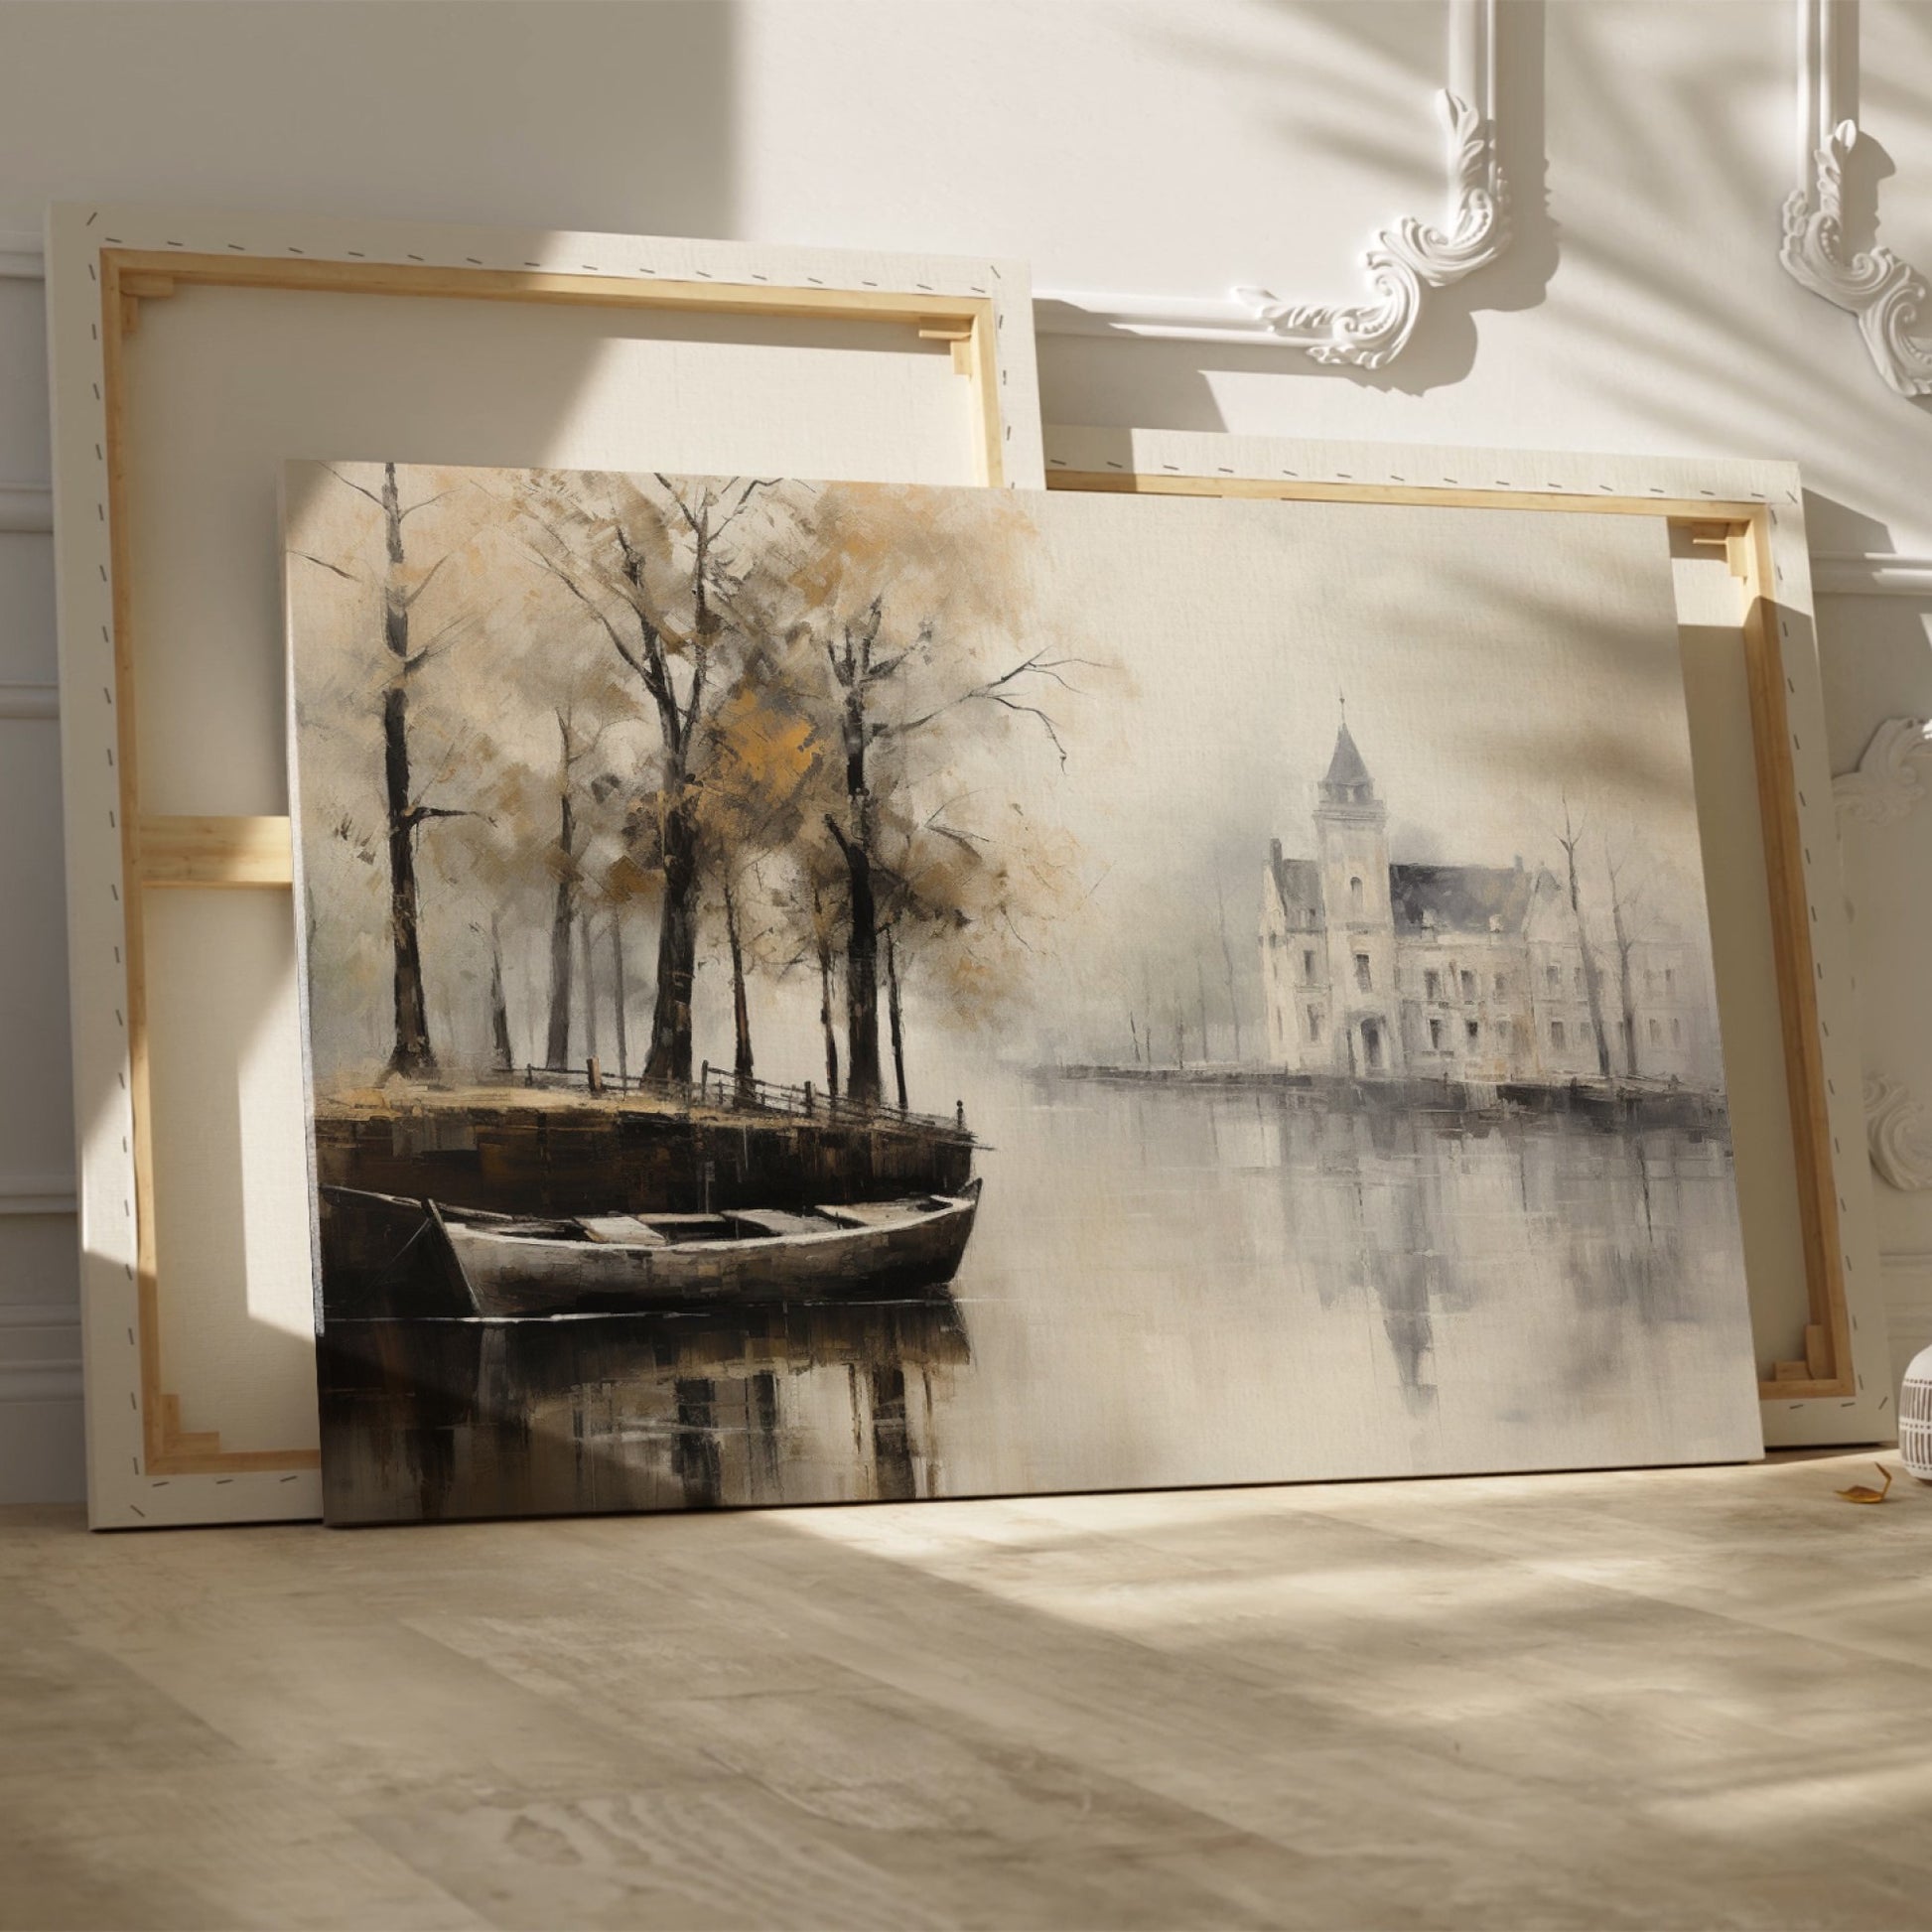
[286,460,1763,1524]
[45,202,1041,1526]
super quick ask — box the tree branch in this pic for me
[321,464,386,511]
[294,550,361,584]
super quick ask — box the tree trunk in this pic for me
[579,909,599,1066]
[1610,881,1639,1076]
[379,463,435,1076]
[545,777,575,1069]
[830,672,884,1104]
[885,926,907,1111]
[1215,881,1244,1062]
[611,912,629,1083]
[1561,818,1612,1079]
[814,895,841,1101]
[643,795,699,1083]
[487,911,513,1074]
[724,874,755,1097]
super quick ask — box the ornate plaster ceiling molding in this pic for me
[1781,0,1932,399]
[1834,716,1932,825]
[1864,1074,1932,1191]
[1035,0,1509,365]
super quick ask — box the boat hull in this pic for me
[437,1188,980,1317]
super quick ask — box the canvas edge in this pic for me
[48,199,1046,1529]
[1042,423,1886,1452]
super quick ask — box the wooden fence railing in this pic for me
[520,1059,969,1138]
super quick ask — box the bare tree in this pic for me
[1215,879,1245,1062]
[519,472,778,1085]
[804,613,1087,1103]
[1604,833,1648,1077]
[295,462,477,1076]
[1555,794,1612,1080]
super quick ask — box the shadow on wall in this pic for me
[0,3,739,241]
[1035,0,1555,420]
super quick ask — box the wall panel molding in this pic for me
[1781,0,1932,398]
[0,1174,79,1217]
[0,482,54,532]
[0,1303,82,1409]
[1035,0,1509,365]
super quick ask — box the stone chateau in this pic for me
[1259,719,1703,1085]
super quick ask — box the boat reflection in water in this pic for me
[321,1293,972,1523]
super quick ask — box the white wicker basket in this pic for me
[1902,1344,1932,1480]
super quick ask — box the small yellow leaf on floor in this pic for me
[1835,1463,1894,1505]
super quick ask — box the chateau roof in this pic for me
[1390,863,1536,935]
[1322,721,1373,791]
[1269,851,1322,908]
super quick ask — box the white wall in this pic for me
[3,0,1928,1501]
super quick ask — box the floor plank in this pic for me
[2,1452,1929,1929]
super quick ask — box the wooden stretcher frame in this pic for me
[1042,425,1890,1449]
[46,202,1043,1526]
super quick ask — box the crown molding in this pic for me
[1035,0,1509,366]
[1780,0,1932,399]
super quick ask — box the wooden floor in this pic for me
[3,1451,1930,1930]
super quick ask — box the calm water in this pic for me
[321,1072,1760,1522]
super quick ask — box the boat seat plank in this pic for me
[727,1208,836,1237]
[816,1198,929,1227]
[575,1214,669,1246]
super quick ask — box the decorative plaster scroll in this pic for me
[1834,717,1932,824]
[1781,1,1932,399]
[1865,1074,1932,1191]
[1035,0,1509,365]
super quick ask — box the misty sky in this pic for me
[287,465,1709,1096]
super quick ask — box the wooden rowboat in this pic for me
[324,1179,982,1316]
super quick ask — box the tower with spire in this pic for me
[1313,711,1400,1075]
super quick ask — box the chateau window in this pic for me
[1465,1020,1479,1044]
[1425,969,1442,1001]
[1550,1021,1567,1049]
[1498,1019,1512,1040]
[1665,967,1676,995]
[1646,969,1658,994]
[1303,949,1316,982]
[1545,964,1561,992]
[1459,969,1475,1001]
[1493,973,1507,997]
[1670,1017,1682,1044]
[1308,1007,1323,1043]
[1429,1018,1445,1049]
[1354,952,1372,992]
[1349,876,1365,911]
[1649,1018,1663,1045]
[1573,967,1585,993]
